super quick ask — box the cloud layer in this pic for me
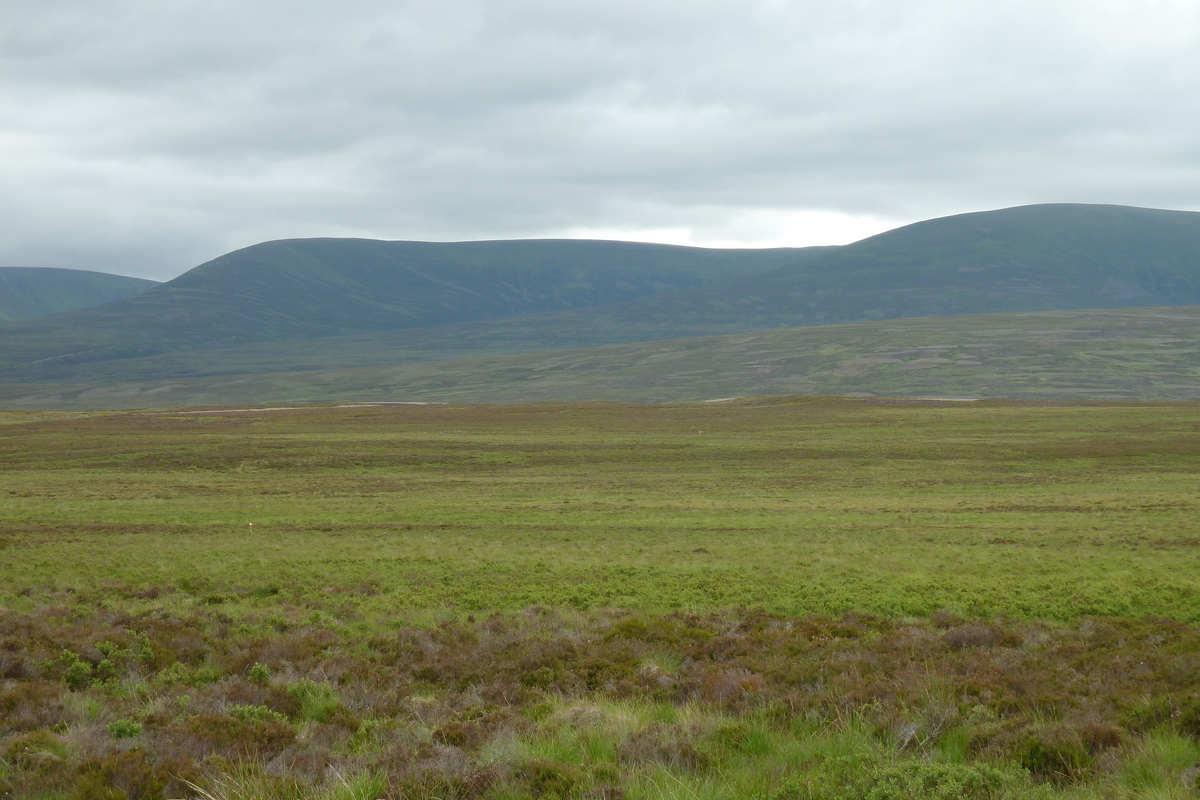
[3,0,1200,278]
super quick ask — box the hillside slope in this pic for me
[2,305,1198,410]
[0,267,158,322]
[4,203,1200,388]
[0,239,812,372]
[583,203,1200,332]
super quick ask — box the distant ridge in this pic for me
[0,239,813,373]
[0,267,158,322]
[3,203,1200,395]
[577,203,1200,333]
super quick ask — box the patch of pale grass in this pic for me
[1113,730,1200,796]
[479,727,538,768]
[627,764,728,800]
[179,766,385,800]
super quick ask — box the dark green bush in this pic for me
[247,663,271,685]
[59,651,94,690]
[227,704,287,724]
[514,759,581,799]
[107,719,143,739]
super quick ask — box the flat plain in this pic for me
[3,398,1200,798]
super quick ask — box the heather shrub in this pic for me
[513,758,581,799]
[0,679,69,733]
[616,723,709,772]
[1020,727,1093,784]
[1176,698,1200,739]
[73,747,166,800]
[161,714,297,761]
[433,721,472,747]
[943,625,1003,650]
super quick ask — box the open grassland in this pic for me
[2,398,1200,798]
[2,306,1199,410]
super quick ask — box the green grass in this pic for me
[3,398,1200,798]
[2,397,1199,617]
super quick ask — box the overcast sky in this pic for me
[3,0,1200,280]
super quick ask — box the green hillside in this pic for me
[3,305,1197,410]
[0,267,157,322]
[5,203,1200,388]
[560,203,1200,332]
[4,203,1200,394]
[0,239,813,373]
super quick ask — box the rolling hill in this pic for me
[0,239,814,374]
[641,202,1200,328]
[2,203,1200,402]
[0,267,158,322]
[1,305,1197,410]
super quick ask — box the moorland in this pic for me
[2,398,1200,798]
[2,305,1198,410]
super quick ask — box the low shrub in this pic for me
[1020,727,1094,784]
[775,758,1013,800]
[162,715,297,761]
[514,758,581,799]
[107,719,143,739]
[73,747,166,800]
[60,651,94,690]
[617,723,710,772]
[227,704,287,724]
[247,663,271,685]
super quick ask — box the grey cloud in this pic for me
[2,0,1200,278]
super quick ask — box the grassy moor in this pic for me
[3,398,1200,798]
[3,305,1199,411]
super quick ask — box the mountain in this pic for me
[0,239,814,373]
[0,267,158,322]
[2,305,1197,410]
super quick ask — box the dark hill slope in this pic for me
[53,202,1196,385]
[0,267,157,322]
[594,203,1200,332]
[0,239,814,371]
[5,204,1200,386]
